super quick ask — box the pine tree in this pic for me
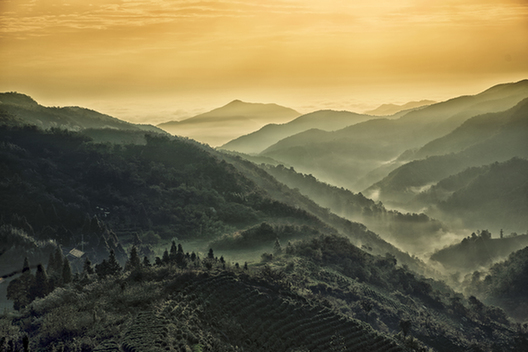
[46,251,56,274]
[7,258,35,310]
[273,238,282,255]
[83,257,94,275]
[32,264,50,298]
[107,250,122,276]
[62,259,72,284]
[169,241,177,263]
[125,246,141,271]
[176,243,186,268]
[208,248,214,259]
[143,256,151,267]
[54,246,64,273]
[162,249,170,265]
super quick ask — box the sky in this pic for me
[1,0,527,124]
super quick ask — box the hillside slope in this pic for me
[464,245,528,321]
[220,110,375,155]
[2,236,525,351]
[0,92,163,133]
[261,164,447,254]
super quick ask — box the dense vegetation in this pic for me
[262,164,446,253]
[0,125,325,263]
[2,237,526,352]
[431,230,528,271]
[464,246,528,321]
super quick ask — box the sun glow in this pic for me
[1,0,527,121]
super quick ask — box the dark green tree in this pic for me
[54,246,64,273]
[83,257,94,275]
[208,248,214,259]
[107,250,122,276]
[125,245,141,271]
[399,319,412,337]
[162,249,170,265]
[46,251,56,274]
[62,259,72,284]
[273,238,282,255]
[32,264,50,298]
[143,256,151,267]
[169,241,177,263]
[175,243,186,268]
[7,257,35,310]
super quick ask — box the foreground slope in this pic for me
[2,235,525,352]
[157,100,300,147]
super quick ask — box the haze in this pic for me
[1,0,527,123]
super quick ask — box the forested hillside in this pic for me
[464,246,528,321]
[261,164,446,253]
[0,92,162,133]
[2,237,525,351]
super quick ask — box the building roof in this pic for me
[68,248,85,259]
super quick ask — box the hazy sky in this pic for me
[1,0,527,123]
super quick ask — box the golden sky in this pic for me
[1,0,527,123]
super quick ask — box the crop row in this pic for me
[174,273,403,352]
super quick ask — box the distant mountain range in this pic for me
[219,80,528,194]
[365,98,528,216]
[157,100,300,147]
[364,100,436,116]
[220,110,375,154]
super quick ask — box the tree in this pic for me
[54,246,64,273]
[95,250,122,278]
[83,257,94,275]
[46,251,56,274]
[32,264,50,299]
[169,241,177,263]
[399,319,412,337]
[62,259,72,284]
[7,257,35,310]
[107,250,122,276]
[273,238,282,255]
[125,245,141,271]
[208,248,215,259]
[143,256,151,267]
[175,243,186,268]
[162,249,170,265]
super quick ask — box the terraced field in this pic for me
[164,271,403,352]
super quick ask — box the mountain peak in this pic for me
[0,92,39,107]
